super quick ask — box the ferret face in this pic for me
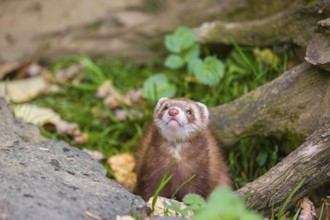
[154,97,209,142]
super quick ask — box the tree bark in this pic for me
[208,61,330,215]
[209,62,330,148]
[235,115,330,216]
[196,0,330,47]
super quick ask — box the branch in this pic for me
[235,115,330,215]
[195,0,330,47]
[209,62,330,147]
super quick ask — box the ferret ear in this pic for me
[155,97,169,112]
[196,102,209,119]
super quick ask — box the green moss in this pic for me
[282,131,306,153]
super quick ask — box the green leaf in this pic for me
[164,55,184,69]
[187,58,203,76]
[241,211,264,220]
[183,193,206,206]
[165,35,181,53]
[193,187,263,220]
[164,200,188,216]
[143,73,177,101]
[256,150,268,166]
[182,193,206,212]
[183,44,200,63]
[192,56,224,86]
[164,26,196,53]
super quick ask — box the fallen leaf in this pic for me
[55,64,84,82]
[253,48,280,66]
[114,109,128,120]
[0,62,20,80]
[96,80,132,109]
[184,75,198,83]
[72,132,89,144]
[13,103,61,126]
[298,197,316,220]
[107,153,136,191]
[82,148,105,161]
[0,76,59,102]
[146,196,194,217]
[0,61,52,80]
[12,104,87,144]
[114,109,143,121]
[127,89,143,104]
[96,80,114,98]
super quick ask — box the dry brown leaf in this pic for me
[253,48,280,66]
[107,153,136,191]
[96,80,132,109]
[82,148,105,161]
[55,64,84,82]
[72,132,89,144]
[298,197,316,220]
[113,109,128,121]
[146,196,194,218]
[0,76,59,102]
[127,88,143,104]
[12,104,87,144]
[114,109,143,121]
[184,75,198,83]
[13,104,61,126]
[0,62,20,80]
[0,62,52,80]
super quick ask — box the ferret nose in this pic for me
[168,108,179,116]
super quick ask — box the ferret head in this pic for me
[154,97,209,142]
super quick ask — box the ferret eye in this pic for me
[163,106,168,111]
[186,110,192,115]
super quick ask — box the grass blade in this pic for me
[230,37,258,76]
[318,201,325,220]
[278,178,305,219]
[171,174,196,199]
[292,207,301,220]
[151,160,176,212]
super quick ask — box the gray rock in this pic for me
[0,98,146,220]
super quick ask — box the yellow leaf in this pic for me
[107,153,137,191]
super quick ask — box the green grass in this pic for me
[29,43,323,218]
[33,45,292,173]
[31,44,301,214]
[34,57,153,157]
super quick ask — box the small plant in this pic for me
[151,161,175,213]
[143,26,225,100]
[276,178,305,219]
[192,187,263,220]
[142,73,176,101]
[163,193,206,217]
[163,186,262,220]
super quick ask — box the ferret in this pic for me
[135,97,231,201]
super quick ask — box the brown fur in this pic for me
[135,98,231,201]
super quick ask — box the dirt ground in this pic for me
[0,0,142,64]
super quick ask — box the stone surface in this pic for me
[0,98,146,220]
